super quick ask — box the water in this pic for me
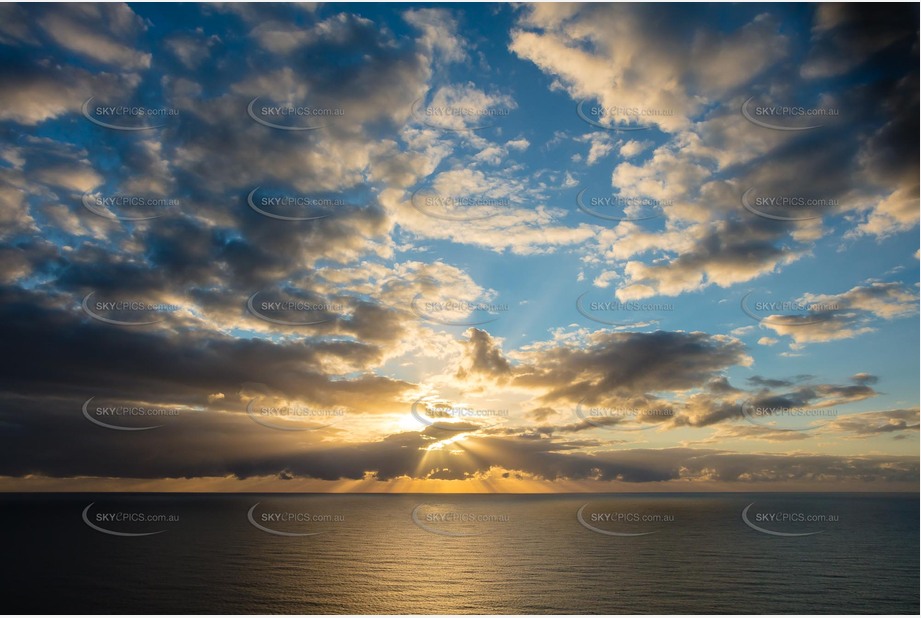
[2,493,917,614]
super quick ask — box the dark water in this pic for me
[2,493,917,614]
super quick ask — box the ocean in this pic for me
[2,493,917,614]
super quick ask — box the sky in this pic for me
[0,2,918,492]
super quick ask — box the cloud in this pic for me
[0,4,39,45]
[619,139,652,159]
[36,3,152,70]
[826,408,920,437]
[455,328,512,382]
[578,133,616,166]
[1,389,916,487]
[165,29,221,69]
[404,8,467,64]
[617,219,801,300]
[443,329,752,429]
[510,4,917,300]
[802,5,918,78]
[0,53,138,125]
[510,5,788,132]
[698,408,920,443]
[672,373,878,428]
[757,282,918,346]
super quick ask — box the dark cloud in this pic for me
[511,330,749,405]
[826,409,920,437]
[674,376,879,428]
[1,394,915,486]
[802,4,919,78]
[0,285,413,411]
[456,327,512,381]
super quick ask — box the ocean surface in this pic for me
[2,493,917,614]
